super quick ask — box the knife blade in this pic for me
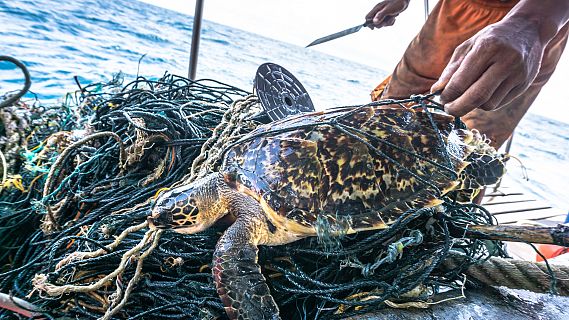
[306,22,368,47]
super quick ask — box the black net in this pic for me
[0,61,506,319]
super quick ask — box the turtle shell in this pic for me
[221,106,480,234]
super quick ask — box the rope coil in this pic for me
[444,255,569,296]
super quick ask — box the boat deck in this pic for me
[481,175,567,261]
[483,187,566,226]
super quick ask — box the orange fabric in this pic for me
[372,0,569,148]
[536,244,569,262]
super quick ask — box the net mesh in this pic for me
[0,69,506,319]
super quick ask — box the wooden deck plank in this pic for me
[484,190,525,197]
[494,208,563,224]
[482,194,537,205]
[476,177,566,226]
[485,201,552,215]
[535,215,568,227]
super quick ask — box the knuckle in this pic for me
[455,40,473,54]
[440,86,462,102]
[477,33,509,50]
[509,51,524,65]
[480,35,502,48]
[478,36,523,59]
[469,94,486,106]
[480,102,498,111]
[467,87,493,107]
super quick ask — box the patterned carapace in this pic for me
[220,106,499,234]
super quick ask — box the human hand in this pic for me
[431,18,545,117]
[365,0,410,29]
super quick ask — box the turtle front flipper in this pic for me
[213,214,280,320]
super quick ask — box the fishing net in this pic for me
[0,57,506,319]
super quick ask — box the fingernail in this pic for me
[444,103,466,117]
[431,81,441,93]
[444,103,454,114]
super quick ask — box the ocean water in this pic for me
[1,0,568,212]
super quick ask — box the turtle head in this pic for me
[148,173,228,234]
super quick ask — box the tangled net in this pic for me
[0,59,506,319]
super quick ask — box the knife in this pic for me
[306,22,370,47]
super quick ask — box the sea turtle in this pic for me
[148,105,505,319]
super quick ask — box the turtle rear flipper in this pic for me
[457,128,506,188]
[453,153,507,202]
[462,154,506,188]
[213,201,281,320]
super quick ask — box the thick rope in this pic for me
[54,221,149,269]
[101,229,163,320]
[33,224,160,297]
[444,255,569,295]
[41,131,126,232]
[0,56,31,109]
[181,94,260,184]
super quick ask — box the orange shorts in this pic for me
[372,0,569,148]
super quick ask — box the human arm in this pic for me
[431,0,569,117]
[365,0,410,29]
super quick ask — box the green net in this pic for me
[0,60,506,319]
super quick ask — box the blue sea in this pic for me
[1,0,568,213]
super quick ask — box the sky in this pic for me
[140,0,569,123]
[138,0,426,68]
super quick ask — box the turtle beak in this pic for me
[148,208,172,230]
